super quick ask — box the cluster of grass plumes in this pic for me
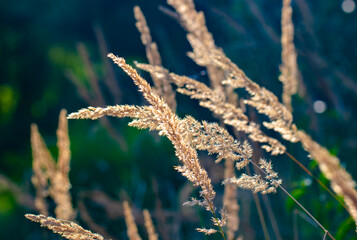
[24,0,357,239]
[25,214,104,240]
[30,109,74,221]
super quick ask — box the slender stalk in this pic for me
[233,129,270,240]
[293,209,299,240]
[245,166,271,240]
[285,152,347,210]
[249,161,335,240]
[204,196,226,240]
[262,194,282,240]
[278,186,332,239]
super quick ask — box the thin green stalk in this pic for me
[249,160,335,240]
[204,196,226,240]
[285,152,347,210]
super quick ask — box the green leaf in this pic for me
[336,217,354,240]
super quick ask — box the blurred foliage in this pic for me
[1,0,357,239]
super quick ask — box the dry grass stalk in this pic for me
[166,0,356,234]
[52,109,73,220]
[107,56,217,211]
[166,0,223,94]
[228,173,269,194]
[77,43,106,105]
[69,54,223,235]
[68,54,285,238]
[167,0,215,51]
[245,0,280,43]
[136,63,285,155]
[31,109,74,220]
[223,160,239,240]
[134,6,176,110]
[134,6,161,66]
[167,0,227,98]
[151,179,171,240]
[56,110,71,179]
[93,24,122,104]
[298,131,357,231]
[196,228,218,235]
[167,0,298,144]
[188,42,299,143]
[186,4,357,228]
[66,1,355,236]
[25,214,104,240]
[225,158,281,195]
[167,2,357,228]
[68,54,288,238]
[77,200,115,240]
[279,0,299,111]
[179,116,251,169]
[143,209,159,240]
[167,1,357,221]
[19,1,356,238]
[31,123,56,216]
[80,190,124,220]
[66,39,127,151]
[123,201,142,240]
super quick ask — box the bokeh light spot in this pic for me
[313,100,327,113]
[342,0,356,13]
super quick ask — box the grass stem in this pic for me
[249,160,336,240]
